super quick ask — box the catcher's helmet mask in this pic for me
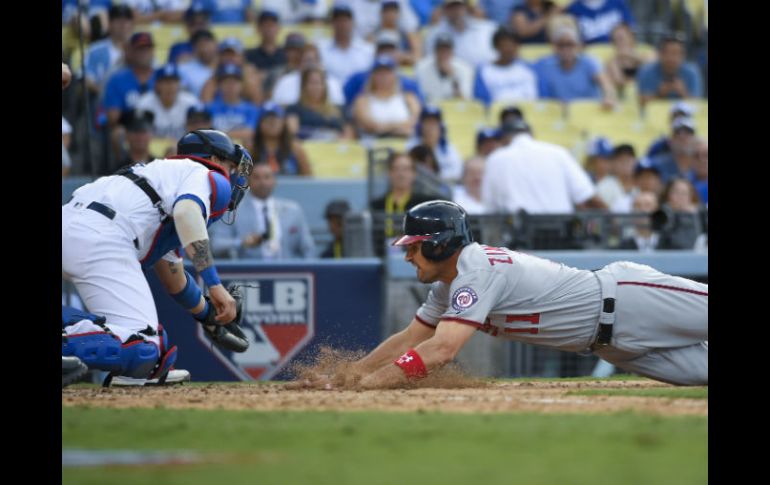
[392,200,474,261]
[177,129,254,224]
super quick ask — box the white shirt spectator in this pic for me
[415,55,474,104]
[178,60,214,98]
[596,175,631,209]
[453,185,489,214]
[260,0,329,23]
[610,187,639,213]
[135,90,200,140]
[423,18,497,67]
[474,60,538,103]
[366,93,410,125]
[317,37,376,85]
[482,133,597,213]
[270,70,345,106]
[350,0,419,38]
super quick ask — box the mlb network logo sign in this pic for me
[198,272,315,380]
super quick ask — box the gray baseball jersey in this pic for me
[414,243,709,385]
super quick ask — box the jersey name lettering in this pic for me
[481,245,513,266]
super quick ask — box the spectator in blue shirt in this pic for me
[198,0,254,24]
[637,35,703,106]
[650,117,699,184]
[206,63,261,151]
[83,5,134,94]
[645,101,694,158]
[178,29,219,98]
[167,4,212,65]
[103,32,157,129]
[510,0,560,44]
[535,24,617,107]
[478,0,523,26]
[564,0,635,44]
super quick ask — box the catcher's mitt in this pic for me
[198,284,250,353]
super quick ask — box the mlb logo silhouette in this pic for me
[198,273,315,380]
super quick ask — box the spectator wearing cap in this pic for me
[318,4,376,85]
[497,112,529,145]
[583,136,613,183]
[286,66,355,140]
[473,26,538,105]
[650,117,699,183]
[352,56,422,138]
[645,101,694,158]
[200,38,265,104]
[118,110,157,168]
[244,9,286,84]
[121,0,188,24]
[423,0,498,67]
[342,31,424,108]
[196,0,255,24]
[320,199,352,258]
[596,143,638,208]
[178,29,219,98]
[83,5,134,94]
[185,104,213,131]
[510,0,560,44]
[471,127,502,161]
[482,117,607,213]
[352,0,420,40]
[564,0,635,44]
[368,1,422,66]
[102,31,157,163]
[259,0,329,24]
[415,32,474,104]
[453,157,490,214]
[604,23,655,100]
[535,24,617,108]
[206,63,261,149]
[136,64,200,140]
[210,161,316,260]
[103,32,157,130]
[272,44,346,107]
[167,4,212,64]
[265,33,309,99]
[610,157,663,213]
[253,102,313,176]
[637,35,703,106]
[405,106,464,182]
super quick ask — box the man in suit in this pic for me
[210,161,315,259]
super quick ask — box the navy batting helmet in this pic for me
[177,129,243,163]
[392,200,473,261]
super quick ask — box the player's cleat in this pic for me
[62,356,89,388]
[109,369,191,387]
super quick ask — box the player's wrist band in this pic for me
[171,271,203,310]
[199,266,221,288]
[394,348,428,379]
[193,300,210,321]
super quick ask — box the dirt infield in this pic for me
[62,379,707,416]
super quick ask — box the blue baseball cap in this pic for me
[476,127,500,145]
[154,64,180,80]
[586,136,613,158]
[258,8,280,22]
[634,157,662,175]
[261,101,285,117]
[420,105,442,121]
[331,3,354,17]
[185,2,211,20]
[372,55,397,70]
[219,37,243,54]
[187,104,212,121]
[216,63,243,79]
[382,0,400,9]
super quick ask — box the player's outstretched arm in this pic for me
[174,199,236,323]
[350,318,437,377]
[358,320,477,389]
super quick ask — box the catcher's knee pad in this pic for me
[149,323,178,380]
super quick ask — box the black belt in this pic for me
[594,298,615,347]
[85,202,140,250]
[87,201,116,220]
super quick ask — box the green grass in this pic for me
[62,407,707,485]
[568,387,708,399]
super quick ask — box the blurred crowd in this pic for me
[62,0,708,258]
